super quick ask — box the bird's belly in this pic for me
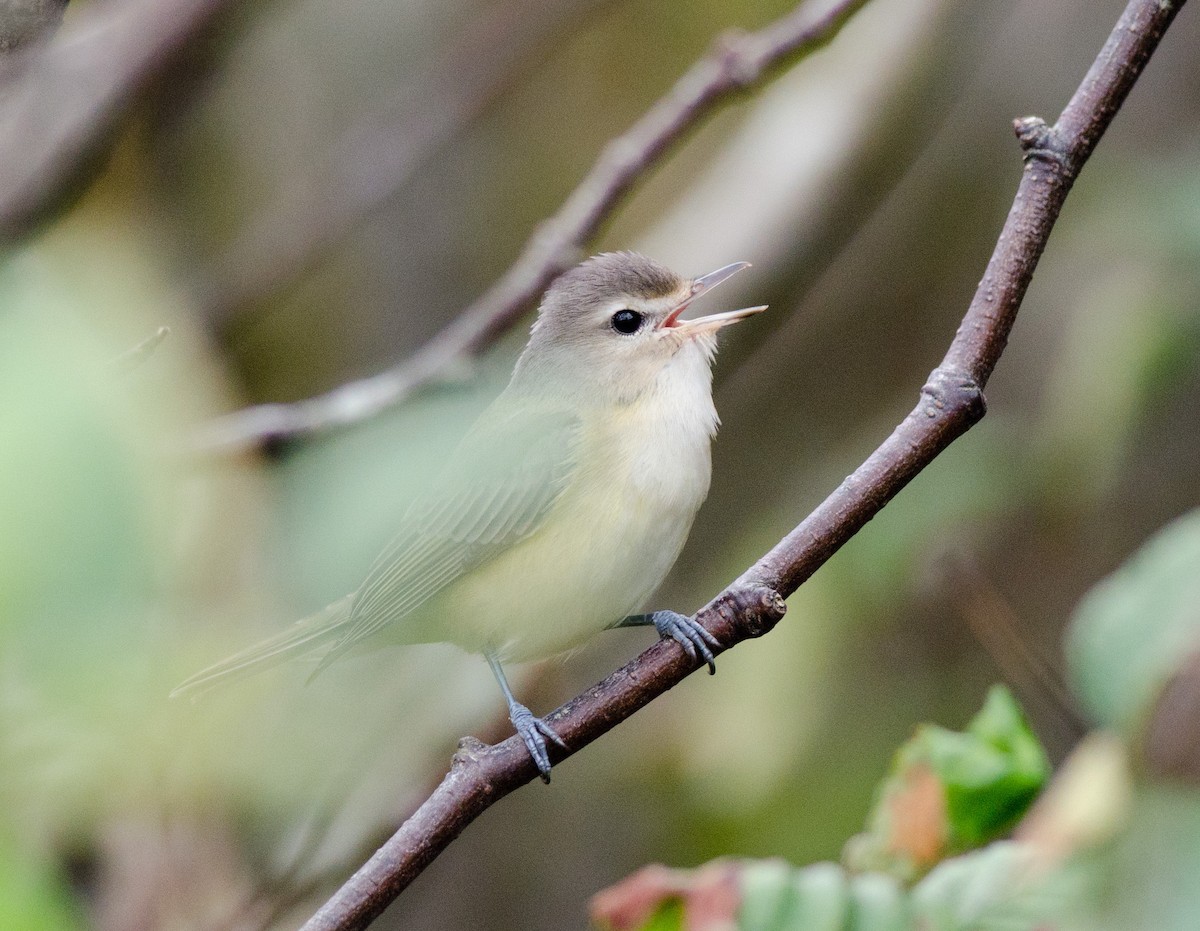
[431,450,708,662]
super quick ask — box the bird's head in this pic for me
[515,252,765,404]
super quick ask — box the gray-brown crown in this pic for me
[543,252,683,312]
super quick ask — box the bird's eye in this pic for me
[611,309,643,334]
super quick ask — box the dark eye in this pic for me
[611,309,643,334]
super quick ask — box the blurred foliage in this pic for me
[1066,508,1200,736]
[2,0,1200,928]
[592,843,1059,931]
[0,834,81,931]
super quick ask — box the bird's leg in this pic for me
[615,611,720,675]
[485,651,567,783]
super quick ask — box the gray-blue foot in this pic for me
[652,610,720,674]
[509,701,568,783]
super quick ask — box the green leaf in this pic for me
[782,862,850,931]
[1066,508,1200,734]
[937,686,1052,846]
[739,860,895,931]
[911,842,1054,931]
[739,860,799,931]
[1072,787,1200,931]
[846,873,909,931]
[845,686,1049,878]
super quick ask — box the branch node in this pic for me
[713,583,786,639]
[1013,115,1074,176]
[712,28,759,87]
[1013,115,1050,149]
[452,736,489,769]
[921,366,986,422]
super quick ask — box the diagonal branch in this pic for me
[297,0,1186,928]
[191,0,873,456]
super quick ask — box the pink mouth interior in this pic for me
[662,299,692,328]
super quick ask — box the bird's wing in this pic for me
[313,403,581,669]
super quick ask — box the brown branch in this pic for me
[195,0,618,332]
[297,1,1186,928]
[0,0,236,242]
[191,0,873,456]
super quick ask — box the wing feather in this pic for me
[313,404,580,669]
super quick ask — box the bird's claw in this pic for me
[652,610,719,674]
[509,701,568,783]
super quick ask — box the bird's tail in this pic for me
[170,595,353,699]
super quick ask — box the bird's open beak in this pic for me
[662,261,767,333]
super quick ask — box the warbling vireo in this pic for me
[174,252,766,780]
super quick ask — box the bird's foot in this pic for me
[651,610,720,674]
[509,701,568,783]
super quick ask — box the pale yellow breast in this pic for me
[435,353,718,661]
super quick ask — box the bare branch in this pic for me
[192,0,873,456]
[195,0,618,331]
[0,0,235,242]
[297,1,1186,928]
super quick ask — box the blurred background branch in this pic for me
[0,0,67,52]
[298,3,1185,928]
[190,0,871,455]
[0,0,236,241]
[940,552,1084,746]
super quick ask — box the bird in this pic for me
[173,252,766,780]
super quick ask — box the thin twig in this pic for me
[947,552,1086,743]
[192,0,873,456]
[0,0,236,242]
[107,326,170,373]
[297,1,1186,928]
[196,0,618,331]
